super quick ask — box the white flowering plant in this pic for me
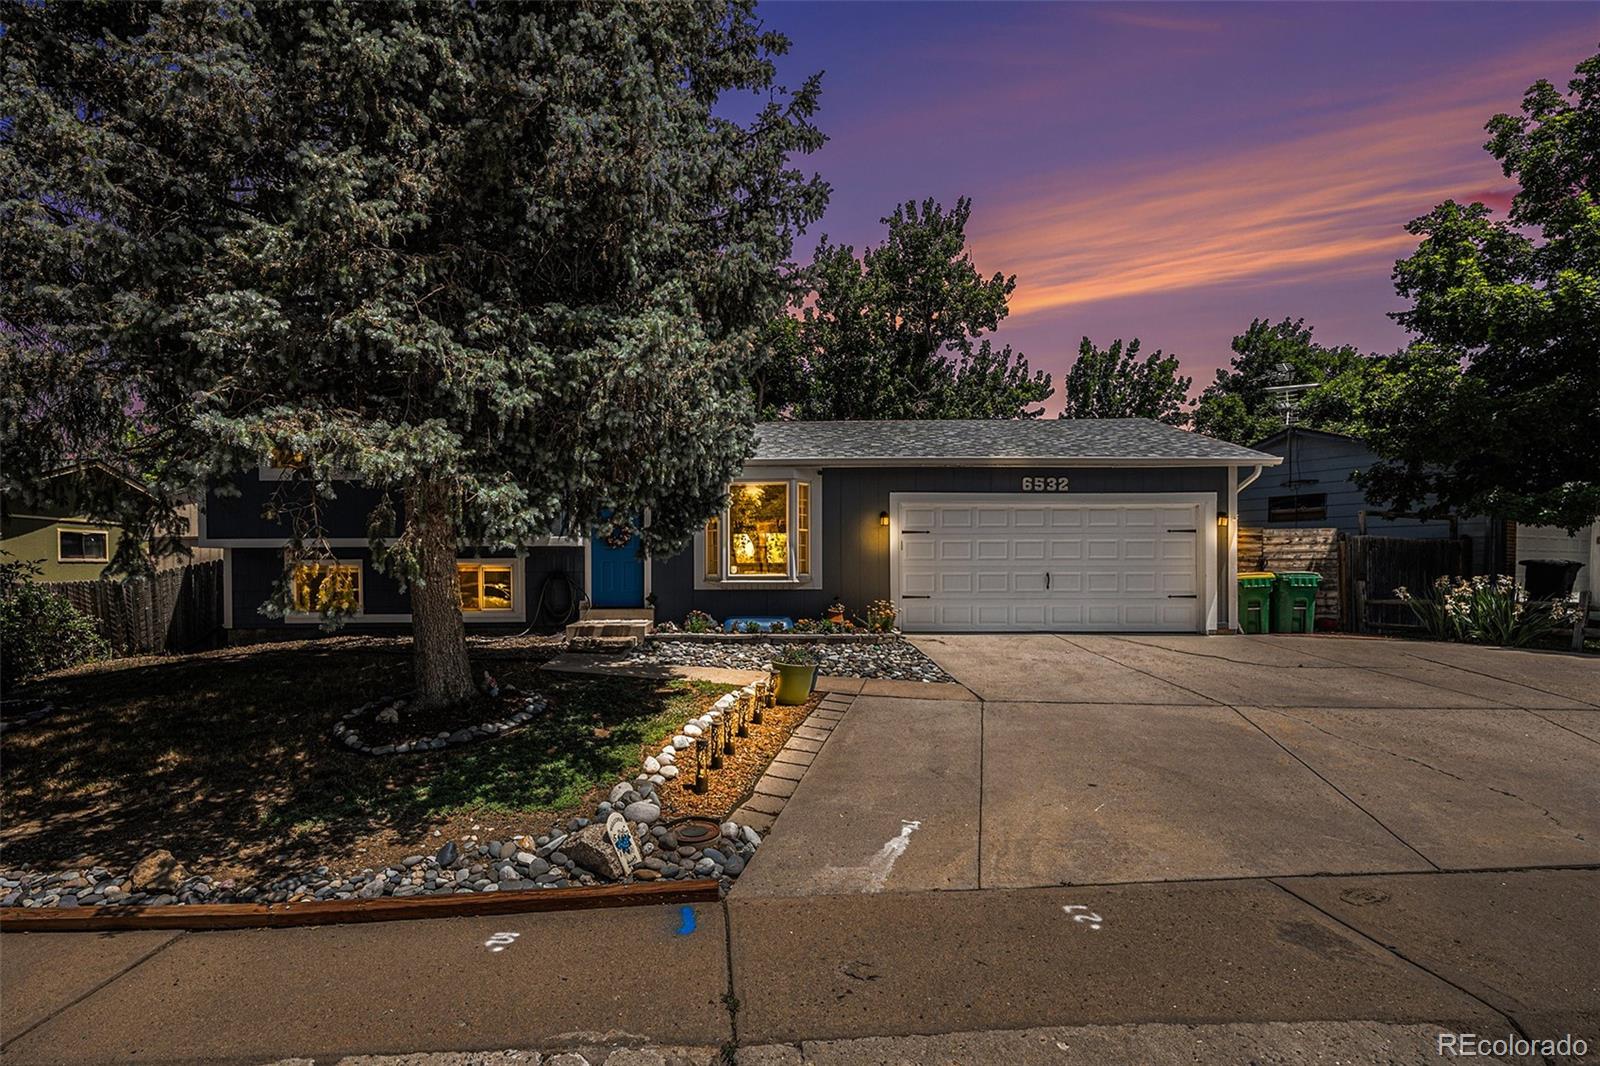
[1396,576,1576,647]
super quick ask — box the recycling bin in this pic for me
[1237,572,1276,634]
[1271,571,1323,633]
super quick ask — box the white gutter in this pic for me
[1237,463,1267,493]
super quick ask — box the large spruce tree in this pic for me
[0,1,827,706]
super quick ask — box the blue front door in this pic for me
[590,524,645,608]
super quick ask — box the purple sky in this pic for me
[760,2,1598,411]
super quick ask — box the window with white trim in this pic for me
[702,477,815,583]
[291,562,362,615]
[457,563,514,612]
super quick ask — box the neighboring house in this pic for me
[202,419,1280,636]
[1237,428,1502,574]
[0,463,218,581]
[1513,521,1599,601]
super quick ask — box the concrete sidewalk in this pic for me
[4,870,1594,1064]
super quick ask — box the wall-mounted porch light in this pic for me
[879,511,890,528]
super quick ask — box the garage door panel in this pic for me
[1086,572,1120,593]
[940,572,973,593]
[1087,539,1120,560]
[976,539,1010,560]
[976,572,1010,593]
[896,497,1205,633]
[1014,539,1045,561]
[1050,540,1083,560]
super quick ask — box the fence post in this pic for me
[1574,590,1592,652]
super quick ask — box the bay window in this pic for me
[699,474,817,585]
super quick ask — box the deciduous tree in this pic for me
[1362,50,1600,530]
[1058,338,1191,425]
[780,198,1053,420]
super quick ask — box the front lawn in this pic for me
[0,638,730,881]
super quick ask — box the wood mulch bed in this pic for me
[657,691,823,820]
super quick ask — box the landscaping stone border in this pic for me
[333,692,548,756]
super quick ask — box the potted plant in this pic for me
[825,598,847,624]
[771,645,818,705]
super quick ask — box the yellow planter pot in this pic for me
[772,663,817,705]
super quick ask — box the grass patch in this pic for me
[0,638,730,879]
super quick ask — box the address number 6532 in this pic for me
[1021,477,1069,492]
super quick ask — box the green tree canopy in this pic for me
[0,0,827,704]
[774,197,1054,420]
[1190,318,1367,444]
[1058,337,1191,425]
[1361,50,1600,531]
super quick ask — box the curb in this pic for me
[0,879,721,933]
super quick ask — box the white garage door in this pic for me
[895,496,1204,633]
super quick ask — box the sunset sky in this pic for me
[760,1,1599,409]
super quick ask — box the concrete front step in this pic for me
[578,605,655,622]
[565,618,652,642]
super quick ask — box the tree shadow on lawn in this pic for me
[0,641,722,879]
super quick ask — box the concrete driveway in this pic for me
[734,634,1600,894]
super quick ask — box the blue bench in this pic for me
[723,616,795,633]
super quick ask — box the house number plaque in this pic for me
[1021,477,1069,492]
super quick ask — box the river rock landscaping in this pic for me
[618,636,953,682]
[0,776,762,908]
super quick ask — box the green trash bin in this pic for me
[1237,572,1276,634]
[1271,571,1322,633]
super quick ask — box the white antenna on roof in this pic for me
[1263,364,1316,427]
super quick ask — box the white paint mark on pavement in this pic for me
[1063,904,1104,931]
[484,931,521,953]
[814,819,922,893]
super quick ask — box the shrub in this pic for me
[0,557,112,688]
[794,617,849,634]
[742,621,764,634]
[772,644,816,666]
[1397,575,1575,647]
[683,609,717,634]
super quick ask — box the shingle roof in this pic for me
[750,419,1280,465]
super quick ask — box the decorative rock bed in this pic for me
[334,691,548,755]
[618,636,954,682]
[1,684,780,909]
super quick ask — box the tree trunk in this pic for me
[409,478,476,709]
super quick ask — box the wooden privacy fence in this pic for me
[1346,535,1470,633]
[1237,527,1342,626]
[43,560,223,655]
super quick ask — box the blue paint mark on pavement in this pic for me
[676,906,697,936]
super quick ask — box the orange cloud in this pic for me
[973,36,1589,315]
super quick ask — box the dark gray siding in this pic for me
[229,545,582,631]
[206,474,393,540]
[652,465,1231,625]
[1238,432,1493,570]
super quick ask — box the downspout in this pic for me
[1237,463,1266,494]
